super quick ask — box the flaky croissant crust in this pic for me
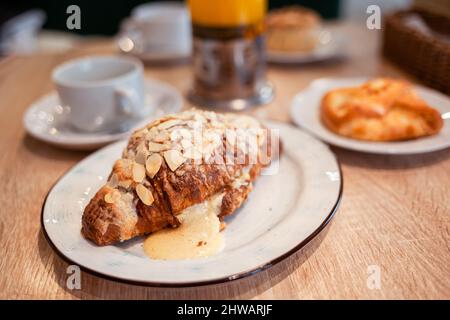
[321,78,443,141]
[82,110,272,245]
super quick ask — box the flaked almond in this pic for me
[179,128,192,139]
[118,179,132,189]
[236,140,247,154]
[211,119,225,128]
[183,146,202,160]
[209,133,222,147]
[136,184,154,205]
[194,113,205,123]
[170,128,192,141]
[135,151,147,165]
[202,142,216,155]
[192,131,203,149]
[153,131,170,143]
[131,129,146,140]
[104,193,114,204]
[204,111,217,121]
[170,130,180,141]
[146,126,159,138]
[181,138,192,149]
[176,111,194,120]
[108,173,119,187]
[135,143,149,164]
[109,173,132,189]
[188,120,202,130]
[104,189,121,204]
[158,119,182,130]
[113,159,133,179]
[145,126,159,140]
[148,141,169,152]
[225,129,237,146]
[132,162,146,183]
[145,153,162,178]
[163,149,186,171]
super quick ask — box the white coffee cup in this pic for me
[119,2,191,56]
[52,55,146,132]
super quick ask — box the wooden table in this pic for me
[0,22,449,299]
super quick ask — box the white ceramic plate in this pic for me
[266,30,346,64]
[41,121,342,286]
[24,78,183,150]
[291,77,450,155]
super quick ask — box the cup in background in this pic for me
[119,2,191,57]
[52,55,146,132]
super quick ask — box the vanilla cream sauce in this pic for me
[143,193,225,260]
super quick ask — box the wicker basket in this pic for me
[382,9,450,95]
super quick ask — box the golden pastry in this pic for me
[320,78,444,141]
[266,6,322,53]
[82,109,272,247]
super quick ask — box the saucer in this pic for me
[24,78,183,150]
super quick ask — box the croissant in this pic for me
[321,78,443,141]
[82,109,272,245]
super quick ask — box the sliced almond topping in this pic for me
[108,174,119,187]
[113,159,133,179]
[145,126,159,140]
[163,149,186,171]
[170,128,192,142]
[181,138,192,149]
[202,142,216,155]
[148,142,169,152]
[135,151,147,165]
[118,179,132,189]
[136,184,154,206]
[179,128,192,140]
[237,140,247,154]
[144,131,158,144]
[183,147,202,160]
[170,130,180,141]
[109,172,132,189]
[104,189,121,204]
[135,143,149,164]
[104,193,115,204]
[194,113,205,123]
[153,131,170,143]
[132,162,146,183]
[225,129,237,146]
[192,131,203,149]
[211,119,225,128]
[145,153,162,178]
[204,111,217,121]
[188,120,202,130]
[158,119,182,130]
[131,129,146,140]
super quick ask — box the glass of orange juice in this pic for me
[187,0,273,110]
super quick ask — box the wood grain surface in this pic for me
[0,22,449,299]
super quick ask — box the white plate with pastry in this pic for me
[266,30,345,64]
[24,78,183,150]
[265,6,345,64]
[291,77,450,155]
[41,110,342,286]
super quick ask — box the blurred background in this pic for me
[0,0,430,55]
[0,0,449,95]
